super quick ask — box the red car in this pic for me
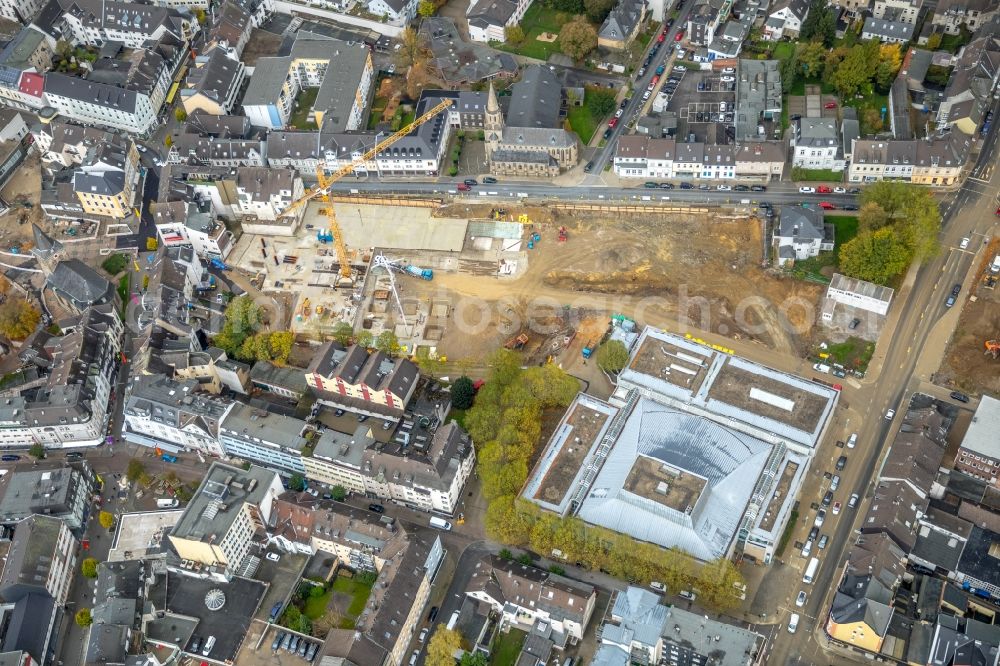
[824,101,837,109]
[651,74,660,85]
[817,185,833,193]
[819,202,836,210]
[657,32,666,42]
[674,30,684,41]
[608,117,618,128]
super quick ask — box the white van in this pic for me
[650,581,666,592]
[201,636,216,656]
[157,498,179,508]
[429,516,452,531]
[788,613,800,633]
[812,363,831,374]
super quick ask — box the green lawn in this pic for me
[303,588,333,620]
[492,4,577,60]
[116,274,129,314]
[791,168,845,182]
[490,629,527,666]
[846,93,889,135]
[789,215,858,282]
[290,88,319,130]
[789,76,835,96]
[568,105,600,144]
[823,336,875,371]
[939,28,972,54]
[101,253,128,275]
[331,575,374,618]
[775,506,799,557]
[449,407,469,430]
[772,41,794,61]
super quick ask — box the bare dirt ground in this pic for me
[0,153,44,250]
[938,236,1000,396]
[425,204,823,366]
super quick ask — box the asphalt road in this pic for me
[766,102,1000,665]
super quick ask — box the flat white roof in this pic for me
[961,395,1000,460]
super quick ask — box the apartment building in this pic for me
[34,120,113,168]
[931,0,998,36]
[0,0,46,24]
[43,43,179,136]
[71,137,141,219]
[687,0,732,46]
[792,118,845,171]
[153,198,236,259]
[954,395,1000,484]
[872,0,921,23]
[848,135,969,185]
[168,462,284,580]
[306,341,419,417]
[232,166,303,231]
[0,465,94,529]
[180,48,246,116]
[0,26,51,111]
[52,0,198,48]
[218,404,309,475]
[466,555,597,642]
[764,0,808,39]
[207,0,254,56]
[935,28,1000,134]
[466,0,534,42]
[0,303,122,448]
[613,135,783,179]
[124,374,236,456]
[242,33,372,131]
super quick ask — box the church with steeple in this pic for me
[484,66,578,177]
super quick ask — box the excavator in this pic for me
[986,340,1000,359]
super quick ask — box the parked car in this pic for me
[831,474,841,491]
[808,526,819,541]
[720,75,735,82]
[637,67,646,78]
[0,455,19,461]
[788,613,800,633]
[952,283,962,296]
[814,509,826,527]
[822,491,833,506]
[266,552,280,561]
[659,182,674,189]
[717,185,731,191]
[680,182,694,189]
[584,161,594,173]
[644,182,659,188]
[799,186,816,194]
[836,455,847,471]
[833,186,846,193]
[832,501,842,515]
[848,317,860,330]
[483,176,497,184]
[848,493,860,508]
[885,408,896,420]
[800,539,812,557]
[271,632,285,651]
[950,391,970,403]
[841,204,859,210]
[848,187,861,194]
[679,590,696,600]
[819,202,836,210]
[608,118,618,129]
[960,237,970,249]
[817,534,829,549]
[824,101,837,109]
[368,503,385,513]
[734,184,749,191]
[674,30,684,40]
[751,185,767,192]
[847,433,858,448]
[463,179,478,186]
[816,185,833,193]
[796,591,807,607]
[419,628,429,643]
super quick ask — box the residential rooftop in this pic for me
[960,395,1000,460]
[169,462,278,545]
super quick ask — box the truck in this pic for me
[209,258,228,270]
[160,453,178,463]
[991,255,1000,274]
[802,557,820,584]
[429,516,452,531]
[582,340,597,359]
[403,265,433,280]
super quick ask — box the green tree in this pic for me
[330,485,347,501]
[331,321,354,345]
[824,46,848,76]
[584,86,617,118]
[267,331,294,363]
[832,45,873,97]
[504,23,525,44]
[28,443,45,459]
[796,41,826,78]
[375,330,400,357]
[417,0,436,15]
[583,0,616,23]
[858,201,890,232]
[925,32,943,50]
[164,134,173,148]
[99,511,115,530]
[75,608,93,627]
[81,557,99,578]
[558,15,597,61]
[289,473,307,492]
[396,27,429,70]
[839,228,912,285]
[779,56,797,93]
[146,236,158,251]
[213,296,265,358]
[799,0,835,46]
[414,346,445,376]
[194,8,206,23]
[451,376,476,410]
[595,340,629,373]
[861,107,884,134]
[426,627,463,666]
[126,459,146,483]
[174,107,187,122]
[859,182,941,262]
[0,298,40,340]
[460,652,488,666]
[696,558,745,611]
[355,329,373,349]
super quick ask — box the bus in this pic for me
[803,557,820,584]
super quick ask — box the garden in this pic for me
[492,4,573,60]
[289,88,319,130]
[567,86,617,144]
[489,629,527,666]
[786,214,858,283]
[280,570,376,636]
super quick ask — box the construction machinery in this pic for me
[582,339,597,359]
[557,226,568,242]
[281,98,454,281]
[504,333,529,349]
[987,340,1000,359]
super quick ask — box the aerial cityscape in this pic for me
[0,0,995,662]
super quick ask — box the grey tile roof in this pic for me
[47,258,114,308]
[863,16,915,40]
[44,71,139,113]
[777,206,824,241]
[290,35,370,133]
[182,47,243,107]
[419,18,519,85]
[467,0,519,28]
[507,65,562,128]
[600,0,645,41]
[241,56,291,107]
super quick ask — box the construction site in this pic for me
[226,197,827,374]
[939,236,1000,396]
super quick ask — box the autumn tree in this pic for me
[427,627,463,666]
[875,43,902,89]
[925,32,943,50]
[583,0,616,23]
[355,329,373,349]
[595,340,629,373]
[99,511,116,530]
[174,107,187,122]
[505,24,525,44]
[126,459,146,483]
[417,0,436,16]
[858,201,890,232]
[81,557,99,578]
[0,298,40,340]
[451,376,476,410]
[839,228,912,285]
[396,27,429,70]
[695,558,745,611]
[832,43,875,97]
[213,295,265,358]
[862,107,884,134]
[796,41,826,78]
[375,330,400,357]
[75,608,93,627]
[558,16,597,61]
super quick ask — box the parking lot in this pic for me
[664,67,737,144]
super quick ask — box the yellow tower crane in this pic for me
[281,98,454,279]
